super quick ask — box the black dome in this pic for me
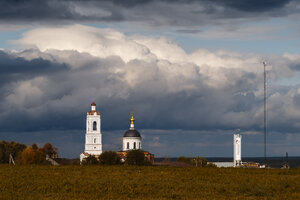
[123,129,141,137]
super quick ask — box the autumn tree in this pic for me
[21,145,46,164]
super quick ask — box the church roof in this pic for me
[123,129,141,137]
[87,111,100,115]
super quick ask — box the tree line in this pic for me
[0,141,151,166]
[83,150,152,165]
[0,140,57,164]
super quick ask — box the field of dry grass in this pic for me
[0,165,300,199]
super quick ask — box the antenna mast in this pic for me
[263,61,267,161]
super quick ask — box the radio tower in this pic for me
[263,61,267,161]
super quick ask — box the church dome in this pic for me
[91,101,96,106]
[123,129,141,137]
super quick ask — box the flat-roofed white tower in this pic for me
[233,134,242,167]
[80,100,102,162]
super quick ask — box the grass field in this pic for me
[0,165,300,199]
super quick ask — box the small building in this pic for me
[243,162,260,168]
[211,162,234,168]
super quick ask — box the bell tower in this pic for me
[80,100,102,162]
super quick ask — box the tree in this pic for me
[21,146,46,164]
[99,151,121,165]
[0,141,26,164]
[42,143,58,158]
[21,147,37,164]
[125,150,146,165]
[82,155,99,165]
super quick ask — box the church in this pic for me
[80,101,154,163]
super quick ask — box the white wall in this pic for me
[123,137,141,151]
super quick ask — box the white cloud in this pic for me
[14,25,269,89]
[15,24,157,63]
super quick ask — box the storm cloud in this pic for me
[0,0,297,27]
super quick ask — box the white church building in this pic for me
[122,115,142,151]
[80,101,102,162]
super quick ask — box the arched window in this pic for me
[133,142,136,149]
[127,142,129,149]
[93,121,97,131]
[94,138,96,143]
[139,142,141,149]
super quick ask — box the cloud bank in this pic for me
[1,24,300,157]
[0,0,298,27]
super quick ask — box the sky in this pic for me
[1,0,300,158]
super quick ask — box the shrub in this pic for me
[99,151,121,165]
[125,150,147,165]
[177,156,192,164]
[177,156,212,167]
[82,155,99,165]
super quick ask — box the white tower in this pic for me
[233,134,242,167]
[80,100,102,162]
[122,114,142,151]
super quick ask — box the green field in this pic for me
[0,165,300,199]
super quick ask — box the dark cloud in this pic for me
[0,47,297,135]
[0,50,68,101]
[289,63,300,71]
[0,0,297,27]
[215,0,292,12]
[176,29,202,34]
[0,50,68,76]
[0,0,72,21]
[0,48,254,133]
